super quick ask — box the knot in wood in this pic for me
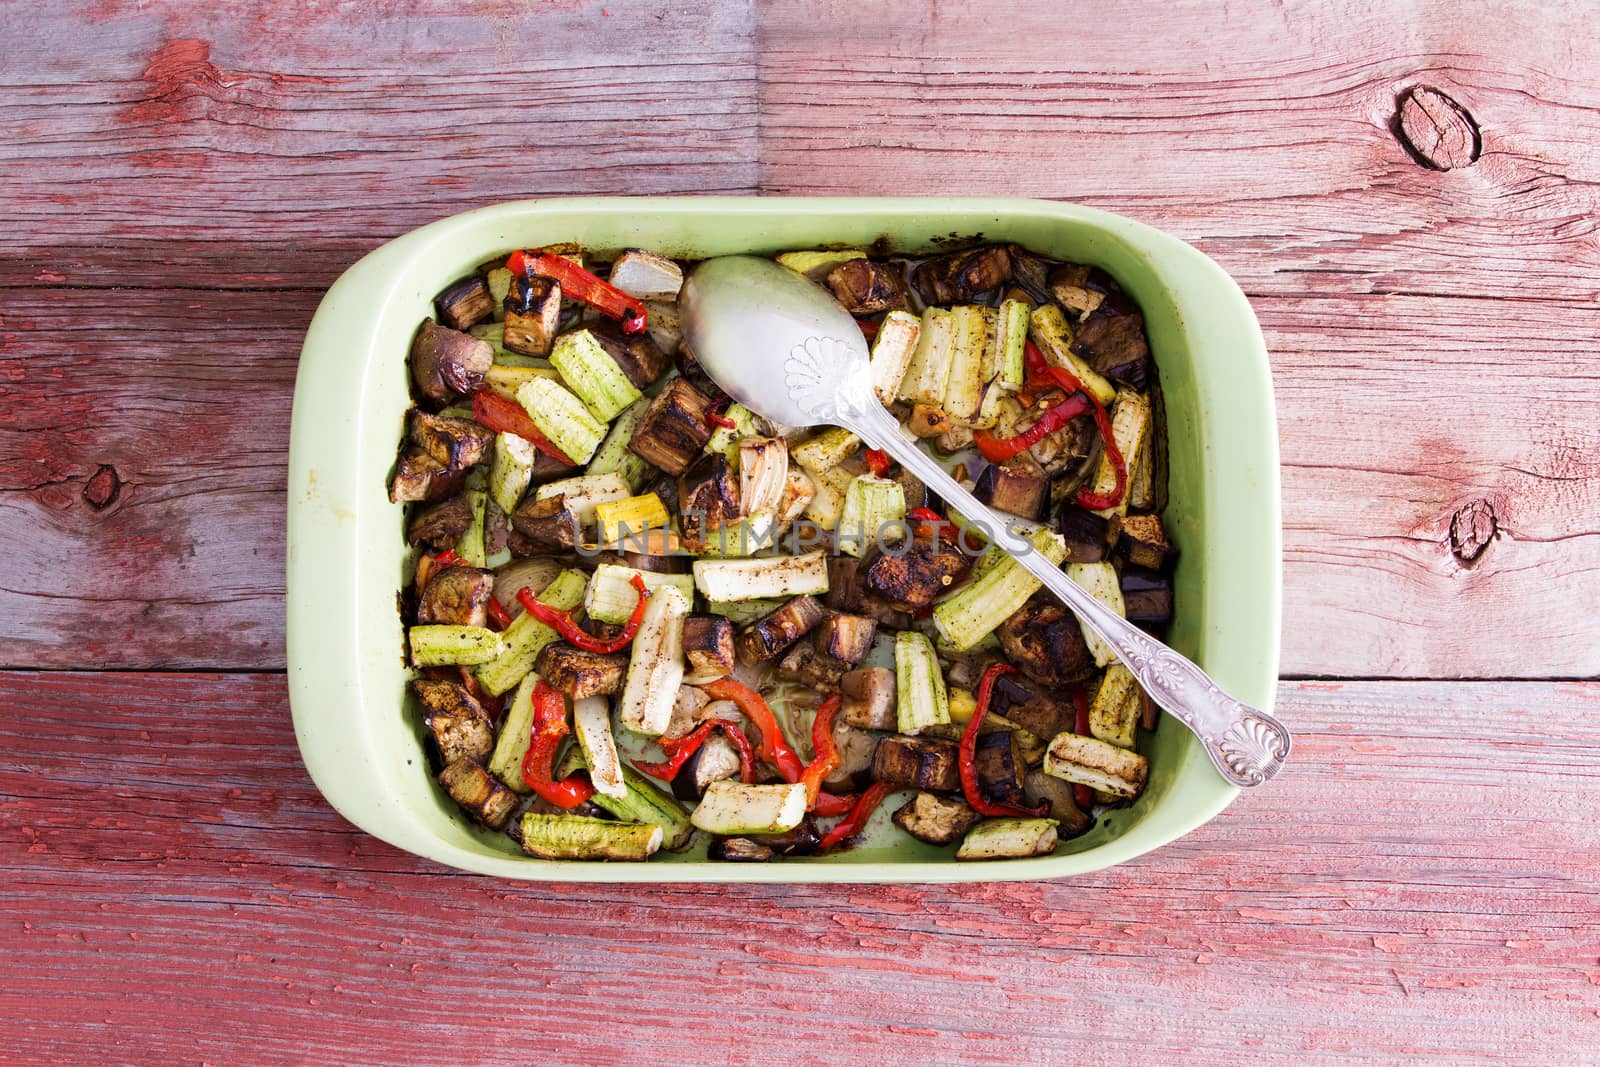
[1449,498,1497,565]
[1395,86,1481,171]
[83,464,123,511]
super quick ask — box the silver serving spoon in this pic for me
[680,256,1290,787]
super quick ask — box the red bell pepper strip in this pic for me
[972,392,1092,464]
[433,549,460,567]
[699,677,805,782]
[863,448,891,478]
[905,506,958,543]
[471,389,574,466]
[1019,342,1127,510]
[1071,683,1095,810]
[961,664,1051,818]
[812,791,857,817]
[486,596,514,631]
[516,574,650,655]
[818,781,892,851]
[634,719,758,785]
[507,250,647,334]
[798,695,842,807]
[706,411,739,431]
[520,680,596,808]
[857,318,880,341]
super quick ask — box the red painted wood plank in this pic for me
[1,673,1597,1063]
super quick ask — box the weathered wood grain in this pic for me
[1,673,1596,1064]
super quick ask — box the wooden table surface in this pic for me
[4,1,1597,1062]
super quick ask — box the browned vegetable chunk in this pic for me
[437,759,519,829]
[1070,291,1150,390]
[407,494,474,551]
[535,642,628,698]
[410,410,492,472]
[973,453,1049,521]
[677,453,739,552]
[1057,505,1114,563]
[839,666,897,730]
[1120,567,1173,625]
[907,403,952,438]
[672,732,744,800]
[509,494,578,553]
[988,673,1073,741]
[775,642,849,690]
[1114,513,1177,572]
[910,245,1013,305]
[824,722,879,792]
[1006,244,1057,303]
[825,556,864,612]
[737,595,829,664]
[630,377,715,476]
[389,447,466,504]
[997,600,1096,690]
[411,318,492,405]
[502,275,562,357]
[412,679,494,766]
[435,275,495,331]
[682,614,736,680]
[862,541,971,613]
[892,791,981,845]
[1046,263,1111,320]
[973,729,1027,808]
[416,565,494,628]
[588,318,672,390]
[709,837,775,862]
[816,612,878,665]
[824,258,910,314]
[872,734,961,791]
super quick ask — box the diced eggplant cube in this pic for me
[535,642,628,699]
[871,735,961,792]
[1070,293,1151,390]
[816,612,878,665]
[410,410,492,472]
[825,556,864,612]
[997,600,1096,690]
[737,595,829,664]
[416,565,495,628]
[910,245,1013,305]
[1046,263,1110,320]
[607,249,684,302]
[1005,244,1057,303]
[502,275,562,357]
[839,666,897,730]
[749,815,823,857]
[412,679,494,766]
[435,275,495,331]
[825,258,910,314]
[1120,567,1173,625]
[672,732,744,801]
[973,729,1027,808]
[677,453,740,552]
[588,318,673,390]
[437,758,519,829]
[389,446,466,504]
[630,377,714,476]
[406,494,474,551]
[1114,513,1177,572]
[988,673,1073,741]
[509,494,578,553]
[682,614,736,680]
[973,453,1049,521]
[1057,505,1114,563]
[892,791,980,846]
[775,642,849,690]
[862,541,971,613]
[411,318,493,405]
[708,837,775,863]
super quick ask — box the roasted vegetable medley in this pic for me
[392,240,1175,863]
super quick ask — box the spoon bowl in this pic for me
[680,254,1292,788]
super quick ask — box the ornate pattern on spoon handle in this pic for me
[784,333,1291,789]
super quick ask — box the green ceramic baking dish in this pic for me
[286,197,1280,882]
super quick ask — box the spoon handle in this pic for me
[842,401,1291,788]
